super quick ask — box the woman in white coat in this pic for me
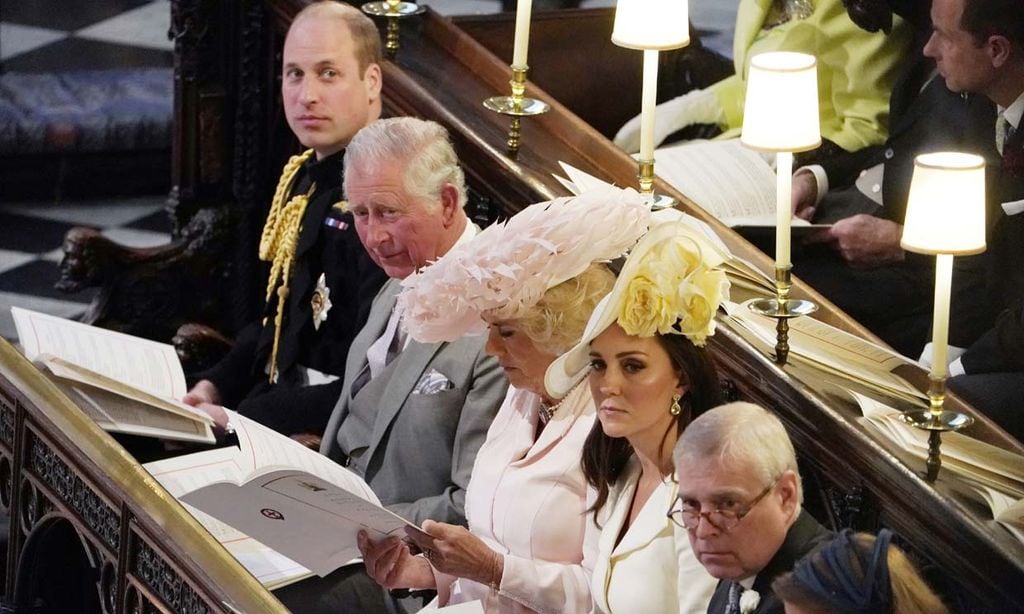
[546,222,731,613]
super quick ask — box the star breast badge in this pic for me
[311,273,333,331]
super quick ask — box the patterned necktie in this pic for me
[997,114,1010,156]
[726,581,742,614]
[1003,119,1023,178]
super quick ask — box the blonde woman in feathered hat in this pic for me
[356,186,651,613]
[545,222,732,613]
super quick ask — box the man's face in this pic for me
[923,0,997,95]
[674,455,799,580]
[282,16,381,159]
[347,162,457,279]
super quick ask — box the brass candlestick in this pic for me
[483,66,550,155]
[362,0,424,57]
[636,158,675,209]
[899,375,973,482]
[747,266,817,365]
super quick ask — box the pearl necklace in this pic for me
[538,379,587,424]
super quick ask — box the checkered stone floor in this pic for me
[0,196,172,340]
[0,0,734,343]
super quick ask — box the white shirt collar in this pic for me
[1000,90,1024,131]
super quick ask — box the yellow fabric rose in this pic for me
[616,235,730,343]
[676,268,729,346]
[619,272,677,336]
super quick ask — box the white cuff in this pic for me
[797,164,829,206]
[948,357,966,377]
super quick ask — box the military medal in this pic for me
[311,273,332,330]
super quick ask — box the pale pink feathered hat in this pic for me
[397,186,651,343]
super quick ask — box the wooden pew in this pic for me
[0,339,287,612]
[238,3,1024,609]
[18,1,1021,610]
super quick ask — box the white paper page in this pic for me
[11,307,185,399]
[652,140,776,221]
[854,393,1024,496]
[64,382,214,444]
[144,444,314,587]
[43,356,213,425]
[726,301,924,401]
[232,414,379,503]
[183,471,408,577]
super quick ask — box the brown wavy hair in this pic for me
[581,333,722,522]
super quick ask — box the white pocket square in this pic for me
[413,369,453,395]
[1002,199,1024,216]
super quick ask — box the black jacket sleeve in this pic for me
[236,378,345,437]
[196,320,262,407]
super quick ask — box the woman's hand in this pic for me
[407,520,504,589]
[357,531,435,590]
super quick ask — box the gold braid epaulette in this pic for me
[259,149,315,383]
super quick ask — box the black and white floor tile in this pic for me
[0,0,174,73]
[0,0,735,343]
[0,196,172,341]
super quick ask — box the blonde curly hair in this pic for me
[511,263,615,356]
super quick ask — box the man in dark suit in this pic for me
[182,1,388,437]
[672,403,832,614]
[786,0,999,357]
[936,0,1024,441]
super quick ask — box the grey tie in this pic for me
[996,114,1015,156]
[726,581,742,614]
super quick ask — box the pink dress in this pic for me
[432,384,598,613]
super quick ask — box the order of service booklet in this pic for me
[11,307,215,444]
[651,139,832,232]
[145,411,429,585]
[553,161,777,302]
[852,391,1024,544]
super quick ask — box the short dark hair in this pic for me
[580,333,723,522]
[289,1,382,74]
[960,0,1024,49]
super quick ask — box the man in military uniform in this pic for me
[183,1,387,437]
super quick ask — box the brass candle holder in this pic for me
[483,66,550,155]
[362,0,424,57]
[896,152,986,483]
[899,377,973,482]
[636,158,675,209]
[746,266,817,365]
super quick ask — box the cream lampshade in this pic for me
[740,51,821,364]
[610,0,690,201]
[741,52,821,153]
[898,151,984,481]
[611,0,689,51]
[902,152,987,256]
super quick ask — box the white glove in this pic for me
[613,88,725,154]
[917,342,966,371]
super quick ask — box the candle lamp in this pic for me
[741,52,821,365]
[483,0,550,155]
[611,0,690,207]
[898,152,984,482]
[362,0,424,57]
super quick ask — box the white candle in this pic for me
[775,151,793,268]
[512,0,533,69]
[639,49,659,163]
[930,253,954,382]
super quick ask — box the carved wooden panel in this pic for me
[0,340,287,612]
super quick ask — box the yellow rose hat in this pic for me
[544,220,730,398]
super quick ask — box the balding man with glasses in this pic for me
[670,403,832,614]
